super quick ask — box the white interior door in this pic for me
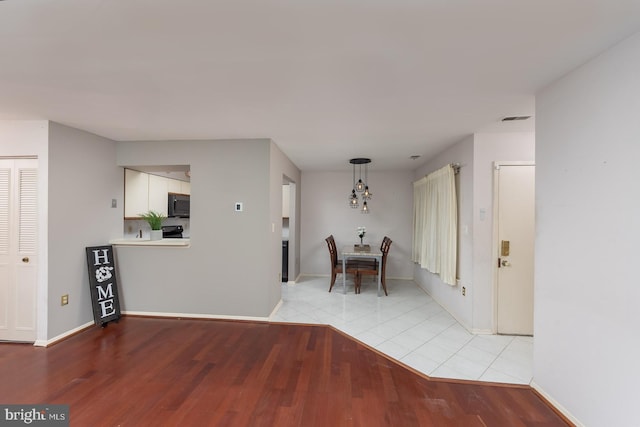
[496,163,535,335]
[0,158,38,342]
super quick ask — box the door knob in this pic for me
[22,257,29,263]
[501,259,511,267]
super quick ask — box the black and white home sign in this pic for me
[85,245,121,326]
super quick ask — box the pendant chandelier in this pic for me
[348,158,372,213]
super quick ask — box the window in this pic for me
[412,164,457,285]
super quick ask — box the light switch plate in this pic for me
[111,199,117,208]
[235,202,243,212]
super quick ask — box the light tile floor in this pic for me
[270,276,533,385]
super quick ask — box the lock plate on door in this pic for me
[501,240,510,256]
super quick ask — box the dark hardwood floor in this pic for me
[0,317,571,426]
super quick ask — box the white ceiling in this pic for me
[1,1,639,171]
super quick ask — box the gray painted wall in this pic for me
[0,121,123,340]
[269,142,301,308]
[535,31,640,426]
[47,122,123,338]
[300,169,414,280]
[0,120,50,342]
[116,139,299,318]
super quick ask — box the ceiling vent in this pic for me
[502,116,531,121]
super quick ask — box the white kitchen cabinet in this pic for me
[148,174,169,215]
[124,169,149,218]
[125,169,190,218]
[167,179,182,194]
[180,181,191,195]
[282,185,290,218]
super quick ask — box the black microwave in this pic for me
[168,193,190,218]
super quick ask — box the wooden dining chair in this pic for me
[325,235,360,292]
[354,236,392,295]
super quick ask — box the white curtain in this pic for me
[412,164,457,285]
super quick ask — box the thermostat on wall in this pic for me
[235,202,243,212]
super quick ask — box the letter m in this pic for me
[96,283,114,301]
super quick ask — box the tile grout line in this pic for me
[424,322,477,377]
[476,335,517,380]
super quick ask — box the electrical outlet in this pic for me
[462,287,466,296]
[61,294,69,306]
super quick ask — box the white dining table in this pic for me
[341,245,384,296]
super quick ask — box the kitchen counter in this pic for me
[110,238,190,247]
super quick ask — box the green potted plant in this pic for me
[140,210,166,240]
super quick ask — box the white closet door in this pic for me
[0,158,38,342]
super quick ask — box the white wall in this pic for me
[535,32,640,426]
[0,120,49,342]
[472,132,535,331]
[413,132,534,332]
[47,122,123,338]
[301,169,414,280]
[414,136,474,329]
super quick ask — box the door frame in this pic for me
[282,177,297,285]
[491,160,535,334]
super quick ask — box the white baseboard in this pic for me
[471,328,493,335]
[269,300,283,319]
[33,306,283,347]
[34,321,95,347]
[122,310,269,322]
[414,280,475,332]
[531,381,583,426]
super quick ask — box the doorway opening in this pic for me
[282,177,296,284]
